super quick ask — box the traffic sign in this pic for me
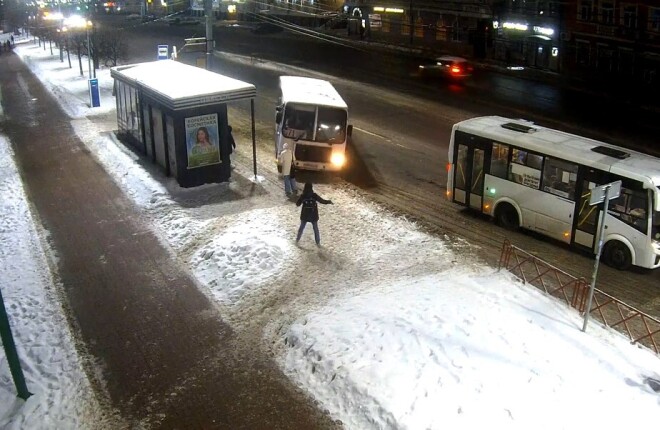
[589,180,621,206]
[583,179,622,332]
[157,44,169,60]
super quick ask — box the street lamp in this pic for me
[56,28,63,62]
[86,21,93,79]
[43,12,64,57]
[62,15,94,78]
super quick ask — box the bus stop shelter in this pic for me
[110,60,258,187]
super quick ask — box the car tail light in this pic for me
[450,66,462,74]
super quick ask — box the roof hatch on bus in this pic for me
[501,122,537,133]
[591,146,630,159]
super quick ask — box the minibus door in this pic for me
[453,142,487,211]
[572,168,609,252]
[275,104,284,158]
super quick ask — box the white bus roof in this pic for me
[279,76,348,110]
[454,116,660,190]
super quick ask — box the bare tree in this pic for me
[66,32,87,76]
[96,28,128,67]
[2,0,27,34]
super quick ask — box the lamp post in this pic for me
[57,28,63,62]
[65,28,71,69]
[86,21,92,79]
[409,0,414,45]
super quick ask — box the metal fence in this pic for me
[498,239,660,355]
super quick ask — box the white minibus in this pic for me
[275,76,351,172]
[447,116,660,270]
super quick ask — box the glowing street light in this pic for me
[63,15,93,78]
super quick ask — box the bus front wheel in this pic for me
[495,203,519,230]
[604,241,632,271]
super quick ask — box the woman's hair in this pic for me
[196,127,210,143]
[303,182,314,194]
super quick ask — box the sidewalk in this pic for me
[0,51,337,429]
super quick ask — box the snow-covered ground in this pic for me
[1,37,659,429]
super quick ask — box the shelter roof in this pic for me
[111,60,256,110]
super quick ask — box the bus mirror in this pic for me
[347,124,353,137]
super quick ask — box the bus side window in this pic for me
[608,188,649,233]
[489,142,509,179]
[512,148,527,165]
[526,153,543,170]
[542,157,578,200]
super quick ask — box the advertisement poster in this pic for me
[185,114,220,169]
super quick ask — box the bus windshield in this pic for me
[283,104,315,141]
[283,104,346,144]
[653,210,660,241]
[316,107,347,144]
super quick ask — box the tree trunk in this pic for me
[78,47,83,76]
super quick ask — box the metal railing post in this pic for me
[0,287,32,400]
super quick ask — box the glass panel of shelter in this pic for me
[117,81,126,131]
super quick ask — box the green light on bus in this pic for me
[490,188,496,194]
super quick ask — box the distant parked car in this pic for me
[418,55,474,81]
[126,13,142,21]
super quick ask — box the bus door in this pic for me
[453,137,489,211]
[572,167,609,252]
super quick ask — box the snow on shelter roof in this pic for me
[279,76,347,110]
[110,60,256,111]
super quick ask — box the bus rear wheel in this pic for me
[495,203,519,230]
[604,241,632,271]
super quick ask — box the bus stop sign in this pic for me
[583,179,622,333]
[589,180,621,206]
[157,45,169,60]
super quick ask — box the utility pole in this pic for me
[409,0,414,44]
[86,23,92,78]
[204,0,213,71]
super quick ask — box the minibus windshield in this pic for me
[315,107,347,144]
[283,104,347,143]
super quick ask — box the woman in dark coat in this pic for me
[295,183,333,245]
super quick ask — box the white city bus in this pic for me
[275,76,351,172]
[447,116,660,270]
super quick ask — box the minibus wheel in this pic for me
[604,241,632,271]
[495,203,519,230]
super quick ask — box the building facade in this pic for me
[562,0,660,89]
[345,0,492,57]
[491,0,562,71]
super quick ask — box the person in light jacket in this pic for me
[278,142,298,196]
[296,183,333,246]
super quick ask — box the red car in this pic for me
[419,56,474,81]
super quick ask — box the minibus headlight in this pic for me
[331,153,345,167]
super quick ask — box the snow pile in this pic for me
[281,269,660,429]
